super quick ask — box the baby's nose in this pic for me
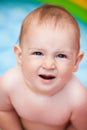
[42,56,56,70]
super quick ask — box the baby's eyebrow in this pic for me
[28,47,44,51]
[54,49,74,54]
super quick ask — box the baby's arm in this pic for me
[0,110,23,130]
[0,76,23,130]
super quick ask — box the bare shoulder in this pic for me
[0,66,21,110]
[67,75,87,130]
[67,75,87,100]
[67,74,87,114]
[0,66,21,89]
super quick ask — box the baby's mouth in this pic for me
[39,74,55,80]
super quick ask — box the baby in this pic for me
[0,4,87,130]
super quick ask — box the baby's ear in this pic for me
[14,44,22,65]
[73,51,84,72]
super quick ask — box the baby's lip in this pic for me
[39,74,56,80]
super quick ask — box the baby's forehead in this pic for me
[24,18,78,38]
[21,18,79,42]
[22,21,79,48]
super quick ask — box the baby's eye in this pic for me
[56,54,67,58]
[32,51,43,56]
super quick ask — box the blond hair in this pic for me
[19,4,80,50]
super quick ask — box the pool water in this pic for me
[0,1,87,88]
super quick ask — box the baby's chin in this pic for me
[34,78,63,96]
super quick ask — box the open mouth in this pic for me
[39,74,55,80]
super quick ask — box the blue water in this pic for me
[0,1,87,88]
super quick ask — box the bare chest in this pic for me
[10,88,71,127]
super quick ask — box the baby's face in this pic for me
[17,23,82,95]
